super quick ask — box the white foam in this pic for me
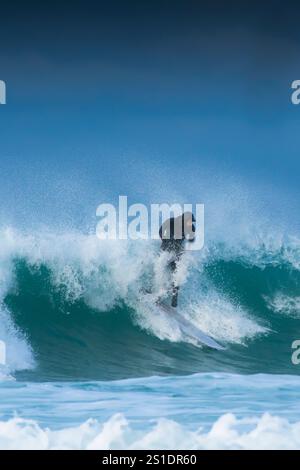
[0,412,300,450]
[0,306,34,374]
[265,293,300,318]
[0,228,35,373]
[186,294,267,344]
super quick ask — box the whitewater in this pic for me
[1,374,300,450]
[0,223,299,449]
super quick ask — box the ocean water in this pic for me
[0,228,300,449]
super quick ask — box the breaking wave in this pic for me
[0,227,299,380]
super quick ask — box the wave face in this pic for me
[1,228,300,380]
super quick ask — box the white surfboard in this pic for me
[157,303,225,350]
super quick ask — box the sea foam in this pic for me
[0,412,300,450]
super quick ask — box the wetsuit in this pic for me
[159,215,195,307]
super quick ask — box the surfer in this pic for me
[159,212,196,308]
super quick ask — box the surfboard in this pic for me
[157,303,225,350]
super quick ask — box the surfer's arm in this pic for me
[185,223,196,242]
[159,224,163,240]
[159,218,174,240]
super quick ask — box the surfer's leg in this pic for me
[171,284,179,308]
[169,259,179,308]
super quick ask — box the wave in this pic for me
[1,412,300,450]
[0,227,300,380]
[1,371,299,449]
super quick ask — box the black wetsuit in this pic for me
[159,217,195,307]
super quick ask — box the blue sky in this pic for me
[0,1,300,230]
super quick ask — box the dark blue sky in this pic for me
[0,0,300,230]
